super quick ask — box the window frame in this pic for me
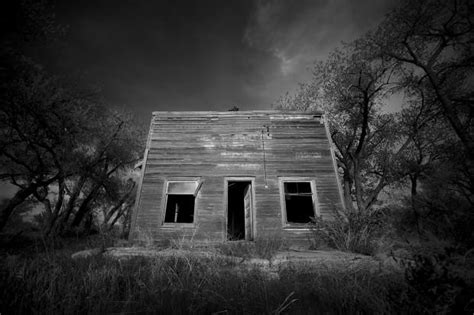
[278,177,319,229]
[161,177,201,227]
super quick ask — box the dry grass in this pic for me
[0,248,417,314]
[215,236,287,261]
[309,212,384,255]
[3,231,472,314]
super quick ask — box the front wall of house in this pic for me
[131,111,343,245]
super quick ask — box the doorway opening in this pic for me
[227,181,253,241]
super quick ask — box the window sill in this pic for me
[161,223,196,229]
[282,224,313,231]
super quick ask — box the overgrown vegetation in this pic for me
[1,0,473,312]
[402,248,474,314]
[1,232,472,314]
[0,246,420,314]
[309,212,385,255]
[216,237,287,260]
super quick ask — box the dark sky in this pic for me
[41,0,397,123]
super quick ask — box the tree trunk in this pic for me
[83,212,94,233]
[103,182,136,228]
[44,178,66,235]
[108,203,129,231]
[70,183,102,227]
[424,66,474,161]
[121,205,132,238]
[0,176,58,232]
[342,169,354,212]
[353,160,366,213]
[0,188,36,232]
[52,176,86,235]
[410,174,423,235]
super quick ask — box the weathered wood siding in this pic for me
[130,111,344,244]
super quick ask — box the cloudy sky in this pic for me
[41,0,397,122]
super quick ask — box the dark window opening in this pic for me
[164,195,195,223]
[163,180,201,224]
[227,181,251,240]
[284,182,314,223]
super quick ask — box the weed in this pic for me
[169,226,200,250]
[133,227,156,248]
[216,236,286,261]
[254,236,287,260]
[0,250,419,314]
[309,211,384,255]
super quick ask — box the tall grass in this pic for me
[309,212,385,255]
[216,237,287,261]
[0,249,420,314]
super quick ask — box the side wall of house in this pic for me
[131,111,343,245]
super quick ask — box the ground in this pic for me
[2,235,472,313]
[71,246,399,278]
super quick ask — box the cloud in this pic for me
[244,0,396,77]
[239,0,397,108]
[272,48,300,76]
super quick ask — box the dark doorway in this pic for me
[227,181,253,241]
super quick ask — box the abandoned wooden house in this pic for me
[130,111,344,245]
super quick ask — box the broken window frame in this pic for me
[278,177,319,228]
[162,178,202,226]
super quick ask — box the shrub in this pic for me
[401,246,474,314]
[390,182,474,250]
[309,211,385,255]
[278,264,417,314]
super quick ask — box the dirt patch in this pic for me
[92,247,400,276]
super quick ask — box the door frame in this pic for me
[223,177,256,241]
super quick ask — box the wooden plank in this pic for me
[244,185,252,240]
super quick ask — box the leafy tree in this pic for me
[67,110,142,230]
[277,42,407,213]
[100,177,137,232]
[0,64,144,235]
[367,0,474,186]
[0,0,144,235]
[363,0,474,238]
[392,81,457,232]
[0,64,94,232]
[0,0,70,232]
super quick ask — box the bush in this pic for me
[401,246,474,314]
[278,264,416,314]
[309,211,386,255]
[390,180,474,250]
